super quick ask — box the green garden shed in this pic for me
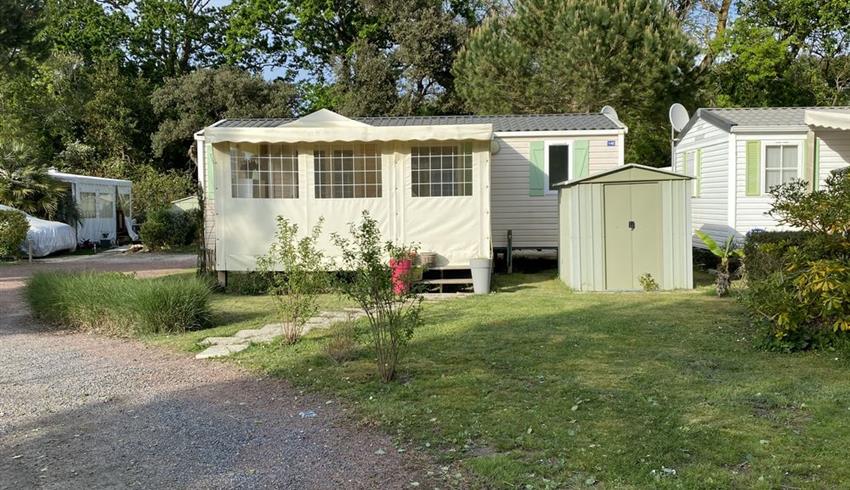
[556,164,693,291]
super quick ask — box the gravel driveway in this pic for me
[0,253,434,489]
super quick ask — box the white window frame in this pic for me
[761,140,802,195]
[410,144,474,198]
[544,140,573,195]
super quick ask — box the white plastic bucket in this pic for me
[469,258,491,294]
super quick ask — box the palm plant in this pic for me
[0,142,67,219]
[695,230,744,297]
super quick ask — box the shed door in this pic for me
[603,183,662,290]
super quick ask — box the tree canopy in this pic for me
[0,0,847,186]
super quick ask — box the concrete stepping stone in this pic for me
[199,336,250,346]
[195,343,250,359]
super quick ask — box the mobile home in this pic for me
[672,107,850,245]
[194,109,626,279]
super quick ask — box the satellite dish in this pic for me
[669,103,690,132]
[601,105,619,122]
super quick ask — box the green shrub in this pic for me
[140,207,200,249]
[224,272,272,295]
[0,209,29,258]
[26,272,212,335]
[742,230,809,282]
[130,166,196,222]
[741,175,850,350]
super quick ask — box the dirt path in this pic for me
[0,253,434,489]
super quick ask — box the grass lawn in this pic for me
[149,270,850,488]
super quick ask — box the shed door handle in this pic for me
[628,220,635,230]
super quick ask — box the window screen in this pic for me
[411,145,473,197]
[765,144,799,190]
[79,192,96,219]
[230,143,299,199]
[549,145,569,189]
[97,192,114,218]
[314,144,381,199]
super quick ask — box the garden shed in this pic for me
[556,164,693,291]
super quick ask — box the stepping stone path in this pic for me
[196,308,366,359]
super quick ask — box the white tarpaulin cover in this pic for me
[805,110,850,131]
[0,204,76,257]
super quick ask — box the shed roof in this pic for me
[678,106,850,139]
[214,112,624,132]
[554,164,691,188]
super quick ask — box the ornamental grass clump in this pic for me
[26,272,211,336]
[332,211,423,383]
[256,216,328,345]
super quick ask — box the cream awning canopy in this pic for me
[204,109,494,143]
[805,109,850,131]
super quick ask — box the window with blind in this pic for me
[313,144,382,199]
[411,145,472,197]
[230,143,299,199]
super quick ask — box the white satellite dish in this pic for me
[668,103,690,132]
[601,105,619,123]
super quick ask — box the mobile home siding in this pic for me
[491,134,621,248]
[673,119,729,245]
[817,130,850,182]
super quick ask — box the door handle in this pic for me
[628,220,635,230]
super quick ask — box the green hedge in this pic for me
[0,209,29,258]
[140,207,200,249]
[26,272,212,335]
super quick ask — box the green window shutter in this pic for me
[529,141,544,196]
[695,148,702,197]
[745,140,760,196]
[573,140,590,179]
[205,143,215,200]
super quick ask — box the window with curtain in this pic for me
[411,145,472,197]
[79,192,96,219]
[314,144,382,198]
[765,144,799,191]
[230,143,299,199]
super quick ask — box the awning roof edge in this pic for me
[805,110,850,131]
[203,124,494,144]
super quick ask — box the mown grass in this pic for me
[27,272,212,336]
[150,270,850,488]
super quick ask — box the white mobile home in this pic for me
[47,170,136,245]
[672,107,850,244]
[194,109,626,277]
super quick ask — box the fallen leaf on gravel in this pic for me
[11,455,22,459]
[375,448,386,455]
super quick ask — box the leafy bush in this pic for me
[332,210,423,383]
[140,207,200,249]
[742,230,809,282]
[130,165,196,222]
[741,175,850,350]
[256,216,328,344]
[26,272,212,336]
[0,209,29,258]
[225,272,273,295]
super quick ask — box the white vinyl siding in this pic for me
[673,118,729,246]
[491,134,621,248]
[735,134,806,233]
[817,130,850,184]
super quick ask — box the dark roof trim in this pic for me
[675,108,735,142]
[553,164,691,188]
